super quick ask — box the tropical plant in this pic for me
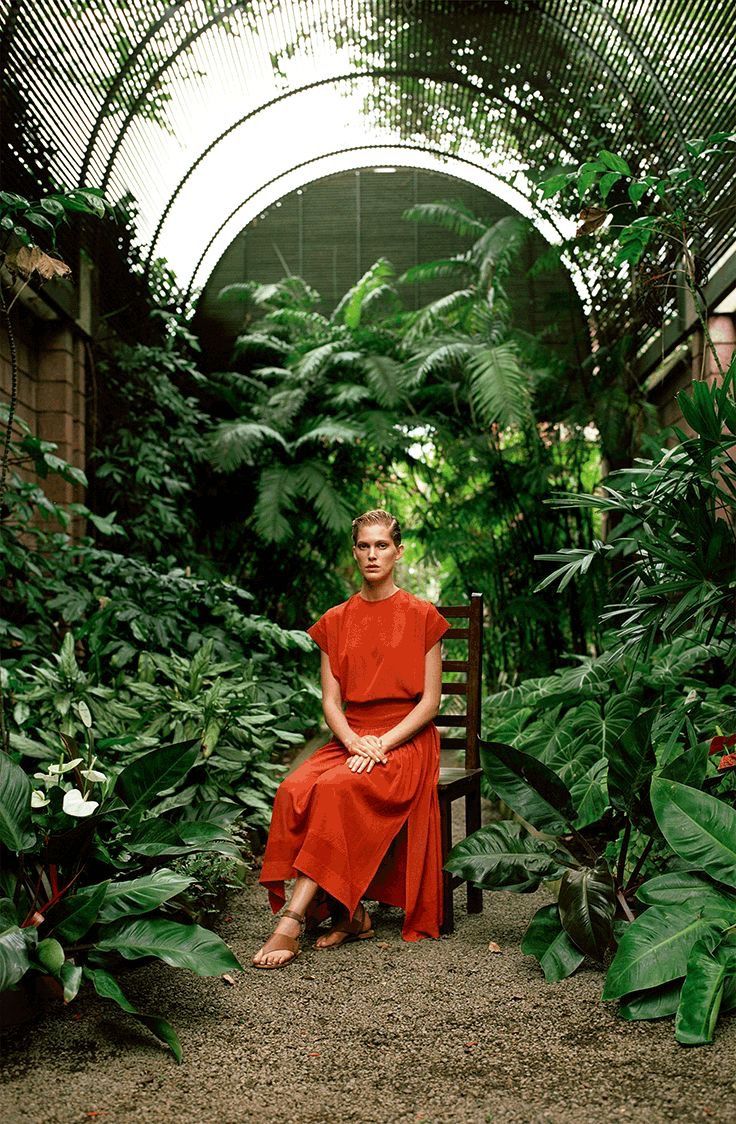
[0,708,245,1062]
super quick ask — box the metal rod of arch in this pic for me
[180,140,581,305]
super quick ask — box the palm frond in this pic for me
[401,201,487,239]
[217,281,260,304]
[471,217,527,284]
[466,344,534,428]
[211,420,289,472]
[294,462,352,533]
[404,289,475,344]
[332,258,396,329]
[253,465,302,542]
[398,256,470,286]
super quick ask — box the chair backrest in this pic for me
[436,592,484,771]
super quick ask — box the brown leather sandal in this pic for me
[314,901,375,950]
[252,907,305,969]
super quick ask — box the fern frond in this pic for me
[362,354,409,408]
[332,383,372,407]
[233,332,289,359]
[217,281,260,304]
[294,462,352,533]
[293,419,363,448]
[211,420,289,472]
[415,340,474,380]
[401,201,487,239]
[466,344,533,428]
[254,465,302,542]
[296,340,346,380]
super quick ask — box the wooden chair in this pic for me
[436,591,484,934]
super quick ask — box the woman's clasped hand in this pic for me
[345,733,389,772]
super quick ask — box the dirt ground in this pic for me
[2,742,735,1124]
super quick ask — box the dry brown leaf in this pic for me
[576,206,609,237]
[377,940,391,949]
[12,244,72,281]
[488,941,502,953]
[221,973,235,986]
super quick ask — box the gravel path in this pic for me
[2,752,736,1124]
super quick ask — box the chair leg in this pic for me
[439,794,454,935]
[465,786,483,915]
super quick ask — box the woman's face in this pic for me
[352,522,403,583]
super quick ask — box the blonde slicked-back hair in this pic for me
[351,508,402,547]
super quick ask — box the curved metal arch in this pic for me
[183,141,581,304]
[84,0,675,190]
[143,68,582,273]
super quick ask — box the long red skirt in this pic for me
[258,699,444,941]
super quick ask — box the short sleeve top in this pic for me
[306,588,450,703]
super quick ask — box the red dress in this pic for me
[258,587,450,941]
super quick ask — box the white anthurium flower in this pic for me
[79,768,107,783]
[31,790,50,808]
[33,772,55,784]
[48,758,83,775]
[62,788,99,818]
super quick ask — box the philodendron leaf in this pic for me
[64,869,195,925]
[570,758,608,828]
[520,903,585,982]
[618,979,683,1021]
[0,925,31,990]
[650,777,736,890]
[602,903,728,1000]
[445,821,567,890]
[83,966,182,1063]
[95,918,242,976]
[606,706,658,822]
[558,861,616,962]
[0,754,35,852]
[635,871,736,914]
[116,740,200,813]
[674,938,729,1045]
[479,739,576,835]
[51,880,110,942]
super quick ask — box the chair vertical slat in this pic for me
[465,592,483,771]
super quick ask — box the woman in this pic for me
[252,508,449,969]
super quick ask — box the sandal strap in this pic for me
[332,902,369,935]
[281,907,305,926]
[260,931,299,954]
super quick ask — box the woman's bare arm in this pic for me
[318,651,385,759]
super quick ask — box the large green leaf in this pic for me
[116,740,200,813]
[602,903,728,1000]
[479,739,576,835]
[659,743,709,789]
[64,869,194,925]
[83,966,182,1063]
[0,925,31,990]
[675,938,728,1045]
[606,706,658,821]
[635,871,736,913]
[0,753,35,852]
[51,880,110,942]
[558,861,616,962]
[618,979,683,1021]
[126,819,241,859]
[520,903,585,982]
[650,777,736,889]
[95,918,242,976]
[445,821,567,890]
[570,758,608,828]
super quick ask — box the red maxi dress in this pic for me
[258,587,450,941]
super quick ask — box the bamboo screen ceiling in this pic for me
[2,0,734,308]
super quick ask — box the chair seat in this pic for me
[438,766,482,798]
